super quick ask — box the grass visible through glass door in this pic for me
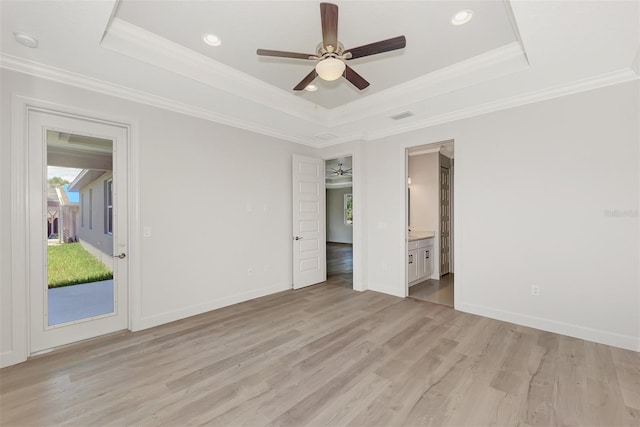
[48,242,113,288]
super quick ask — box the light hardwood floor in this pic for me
[409,273,454,307]
[327,242,353,288]
[1,281,639,426]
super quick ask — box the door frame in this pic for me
[404,138,460,305]
[292,154,327,289]
[8,95,140,365]
[321,151,363,292]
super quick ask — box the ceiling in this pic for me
[326,156,352,188]
[47,131,113,170]
[1,1,638,148]
[114,0,516,109]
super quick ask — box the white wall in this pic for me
[326,187,353,243]
[2,69,638,366]
[408,152,439,233]
[365,80,639,350]
[0,69,314,366]
[408,152,440,276]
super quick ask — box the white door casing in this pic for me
[292,154,326,289]
[28,110,129,353]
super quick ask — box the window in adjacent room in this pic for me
[344,193,353,225]
[105,179,113,235]
[89,188,93,229]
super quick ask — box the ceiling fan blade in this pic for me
[320,3,338,51]
[257,49,315,60]
[345,35,406,60]
[293,69,318,91]
[343,65,370,90]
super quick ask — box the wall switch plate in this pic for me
[143,226,152,237]
[531,285,540,296]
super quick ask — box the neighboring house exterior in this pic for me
[47,184,79,243]
[69,170,114,270]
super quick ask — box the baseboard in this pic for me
[457,302,640,352]
[367,282,405,298]
[1,350,17,368]
[132,282,291,332]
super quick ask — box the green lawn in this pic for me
[48,243,113,288]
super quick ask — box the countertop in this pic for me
[408,231,435,241]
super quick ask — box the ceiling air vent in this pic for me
[390,111,414,121]
[314,132,338,140]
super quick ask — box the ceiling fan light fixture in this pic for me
[202,33,221,46]
[305,84,318,92]
[315,57,345,81]
[451,9,473,25]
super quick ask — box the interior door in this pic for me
[292,154,326,289]
[440,166,451,275]
[28,110,129,354]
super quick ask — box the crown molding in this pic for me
[408,147,441,156]
[327,42,530,127]
[101,18,328,126]
[326,181,353,189]
[356,67,640,143]
[0,53,317,147]
[3,55,636,150]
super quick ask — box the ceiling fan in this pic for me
[257,2,406,91]
[330,163,352,176]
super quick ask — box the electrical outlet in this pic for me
[247,267,253,276]
[531,285,540,296]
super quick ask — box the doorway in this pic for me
[28,110,129,354]
[406,142,455,307]
[325,156,353,288]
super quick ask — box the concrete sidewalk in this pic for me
[48,280,114,325]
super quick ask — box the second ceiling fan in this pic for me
[257,2,406,91]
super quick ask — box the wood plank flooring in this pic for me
[409,273,454,307]
[326,242,352,288]
[1,281,639,426]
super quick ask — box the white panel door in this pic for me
[28,110,129,353]
[292,154,326,289]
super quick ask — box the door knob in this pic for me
[294,236,303,240]
[112,253,126,259]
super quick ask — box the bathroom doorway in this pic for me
[406,141,454,307]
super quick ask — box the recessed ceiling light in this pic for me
[451,9,473,26]
[305,84,318,92]
[14,32,38,48]
[202,33,221,47]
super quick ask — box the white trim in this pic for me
[321,151,364,292]
[101,18,326,124]
[327,42,529,127]
[134,283,290,331]
[402,131,463,303]
[0,53,316,147]
[2,53,636,149]
[325,181,353,189]
[456,302,640,352]
[7,94,29,368]
[5,95,141,366]
[408,146,441,156]
[0,351,15,367]
[363,68,639,142]
[367,283,405,299]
